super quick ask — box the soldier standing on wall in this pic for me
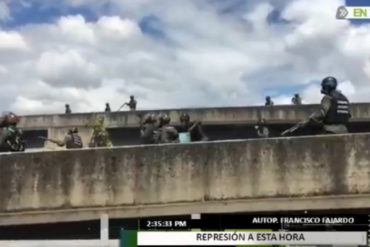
[178,113,208,142]
[40,128,83,149]
[118,95,137,111]
[105,103,111,112]
[65,104,72,114]
[291,93,302,105]
[265,96,274,106]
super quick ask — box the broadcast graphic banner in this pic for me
[137,231,366,246]
[120,212,370,246]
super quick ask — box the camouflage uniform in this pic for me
[140,113,159,144]
[178,113,208,142]
[310,77,350,134]
[89,117,112,147]
[157,113,179,144]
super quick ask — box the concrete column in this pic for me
[100,214,109,247]
[191,213,201,220]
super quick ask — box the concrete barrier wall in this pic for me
[17,103,370,150]
[16,105,318,129]
[1,134,370,225]
[17,103,370,130]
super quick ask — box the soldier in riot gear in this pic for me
[310,76,351,134]
[65,104,72,114]
[291,93,302,105]
[139,113,159,144]
[265,96,274,106]
[254,118,270,138]
[40,127,83,149]
[0,112,25,152]
[178,113,208,142]
[282,76,350,136]
[118,95,137,111]
[88,117,112,147]
[157,113,179,143]
[105,103,111,112]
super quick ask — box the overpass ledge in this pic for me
[0,194,370,226]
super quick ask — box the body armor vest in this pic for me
[324,90,350,125]
[67,133,83,149]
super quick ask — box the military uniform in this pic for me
[157,113,179,143]
[65,104,72,114]
[89,118,112,147]
[310,77,350,134]
[265,96,274,106]
[64,132,83,149]
[179,113,208,142]
[128,97,137,111]
[159,126,179,144]
[139,113,159,144]
[178,121,208,142]
[256,125,270,138]
[105,103,111,112]
[89,131,111,147]
[0,113,25,152]
[292,94,302,105]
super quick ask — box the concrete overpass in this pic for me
[17,103,370,129]
[15,103,370,150]
[1,133,370,226]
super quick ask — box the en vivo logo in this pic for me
[336,6,370,19]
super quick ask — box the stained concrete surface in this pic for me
[1,133,370,225]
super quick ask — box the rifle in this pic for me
[281,121,308,136]
[117,103,128,111]
[38,136,59,144]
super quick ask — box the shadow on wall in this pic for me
[91,123,370,147]
[106,124,318,146]
[107,128,142,146]
[20,122,370,149]
[22,130,48,149]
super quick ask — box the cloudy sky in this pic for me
[0,0,369,115]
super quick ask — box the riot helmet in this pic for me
[143,113,157,124]
[2,112,20,126]
[180,113,190,123]
[321,76,337,95]
[158,113,170,126]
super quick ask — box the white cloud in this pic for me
[338,80,355,97]
[1,0,370,114]
[57,15,95,44]
[96,16,141,41]
[243,2,274,33]
[0,31,28,51]
[302,84,322,104]
[37,50,102,88]
[274,95,292,105]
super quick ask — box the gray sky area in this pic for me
[0,0,368,114]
